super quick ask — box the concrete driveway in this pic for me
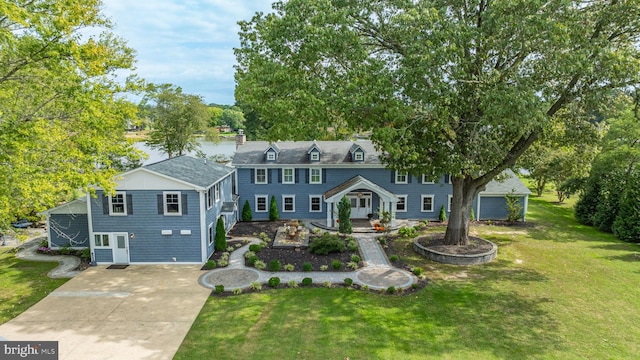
[0,265,210,360]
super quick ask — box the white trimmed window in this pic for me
[283,168,295,184]
[395,171,408,184]
[255,195,268,212]
[93,233,110,248]
[310,168,322,184]
[208,223,214,245]
[448,195,453,212]
[255,169,267,184]
[396,195,407,212]
[109,192,127,216]
[354,152,364,161]
[309,195,322,212]
[214,183,221,202]
[206,187,213,209]
[282,195,295,212]
[421,175,435,184]
[310,151,320,161]
[164,191,182,215]
[267,151,276,161]
[421,195,435,212]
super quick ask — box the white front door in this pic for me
[113,233,129,264]
[347,192,372,219]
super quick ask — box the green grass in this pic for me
[176,192,640,359]
[0,248,68,324]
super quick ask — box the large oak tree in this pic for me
[235,0,640,245]
[0,0,142,227]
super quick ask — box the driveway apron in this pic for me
[0,265,210,360]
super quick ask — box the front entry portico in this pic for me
[324,176,398,227]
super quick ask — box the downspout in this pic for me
[86,192,96,266]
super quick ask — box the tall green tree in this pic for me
[220,107,246,131]
[337,196,352,234]
[236,0,640,245]
[142,84,211,158]
[0,0,142,227]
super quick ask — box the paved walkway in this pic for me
[15,237,82,278]
[200,234,416,291]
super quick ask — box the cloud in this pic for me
[102,0,274,104]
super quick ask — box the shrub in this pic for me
[347,261,358,270]
[217,259,228,267]
[331,259,343,270]
[244,251,256,259]
[242,199,252,221]
[470,208,475,222]
[309,233,346,255]
[269,195,279,221]
[378,237,386,245]
[301,277,313,286]
[215,217,227,251]
[39,239,48,247]
[249,244,262,253]
[337,196,352,234]
[302,262,313,272]
[411,283,419,290]
[389,255,399,262]
[362,285,369,291]
[214,285,224,294]
[347,238,358,252]
[247,255,258,266]
[269,259,281,272]
[254,260,266,270]
[284,263,295,271]
[268,277,280,288]
[287,280,299,288]
[386,286,396,294]
[79,247,91,261]
[312,227,322,235]
[320,265,328,271]
[259,232,270,243]
[412,267,424,276]
[505,191,523,222]
[37,246,51,254]
[439,205,447,222]
[233,288,243,295]
[235,243,242,248]
[344,278,354,287]
[59,244,72,255]
[350,254,360,263]
[398,226,417,238]
[250,282,262,291]
[323,281,332,288]
[205,260,216,269]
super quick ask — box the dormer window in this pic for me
[354,151,364,161]
[308,142,322,162]
[264,143,280,161]
[350,143,365,162]
[310,151,320,161]
[267,151,276,161]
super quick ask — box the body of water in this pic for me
[135,139,237,165]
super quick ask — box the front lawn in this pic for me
[0,248,68,324]
[176,193,640,359]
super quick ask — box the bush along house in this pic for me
[232,132,531,228]
[41,156,238,265]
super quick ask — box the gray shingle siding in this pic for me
[49,214,89,248]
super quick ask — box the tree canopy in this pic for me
[236,0,640,245]
[0,0,142,227]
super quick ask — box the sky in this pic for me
[101,1,275,105]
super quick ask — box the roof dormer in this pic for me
[349,143,365,162]
[264,143,280,162]
[307,142,322,162]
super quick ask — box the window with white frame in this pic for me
[206,187,213,209]
[164,191,181,215]
[310,151,320,161]
[267,151,276,161]
[421,175,435,184]
[282,195,295,212]
[421,195,435,212]
[396,195,407,212]
[395,171,408,184]
[310,168,322,184]
[214,183,221,202]
[109,192,126,215]
[354,151,364,161]
[208,223,214,245]
[255,168,267,184]
[282,168,295,184]
[255,195,268,212]
[309,195,322,212]
[448,195,453,212]
[94,233,110,247]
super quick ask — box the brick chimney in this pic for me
[235,129,246,148]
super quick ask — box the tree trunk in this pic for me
[443,177,483,246]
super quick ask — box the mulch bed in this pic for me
[254,244,360,272]
[228,220,289,237]
[416,234,494,255]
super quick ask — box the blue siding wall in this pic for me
[92,189,202,263]
[237,167,455,221]
[204,175,237,259]
[49,214,89,248]
[94,249,113,263]
[479,195,526,220]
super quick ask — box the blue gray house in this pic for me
[232,136,531,227]
[42,156,238,265]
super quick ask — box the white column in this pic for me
[326,202,332,227]
[476,196,482,221]
[522,195,529,222]
[390,200,397,227]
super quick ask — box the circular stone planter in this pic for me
[413,235,497,265]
